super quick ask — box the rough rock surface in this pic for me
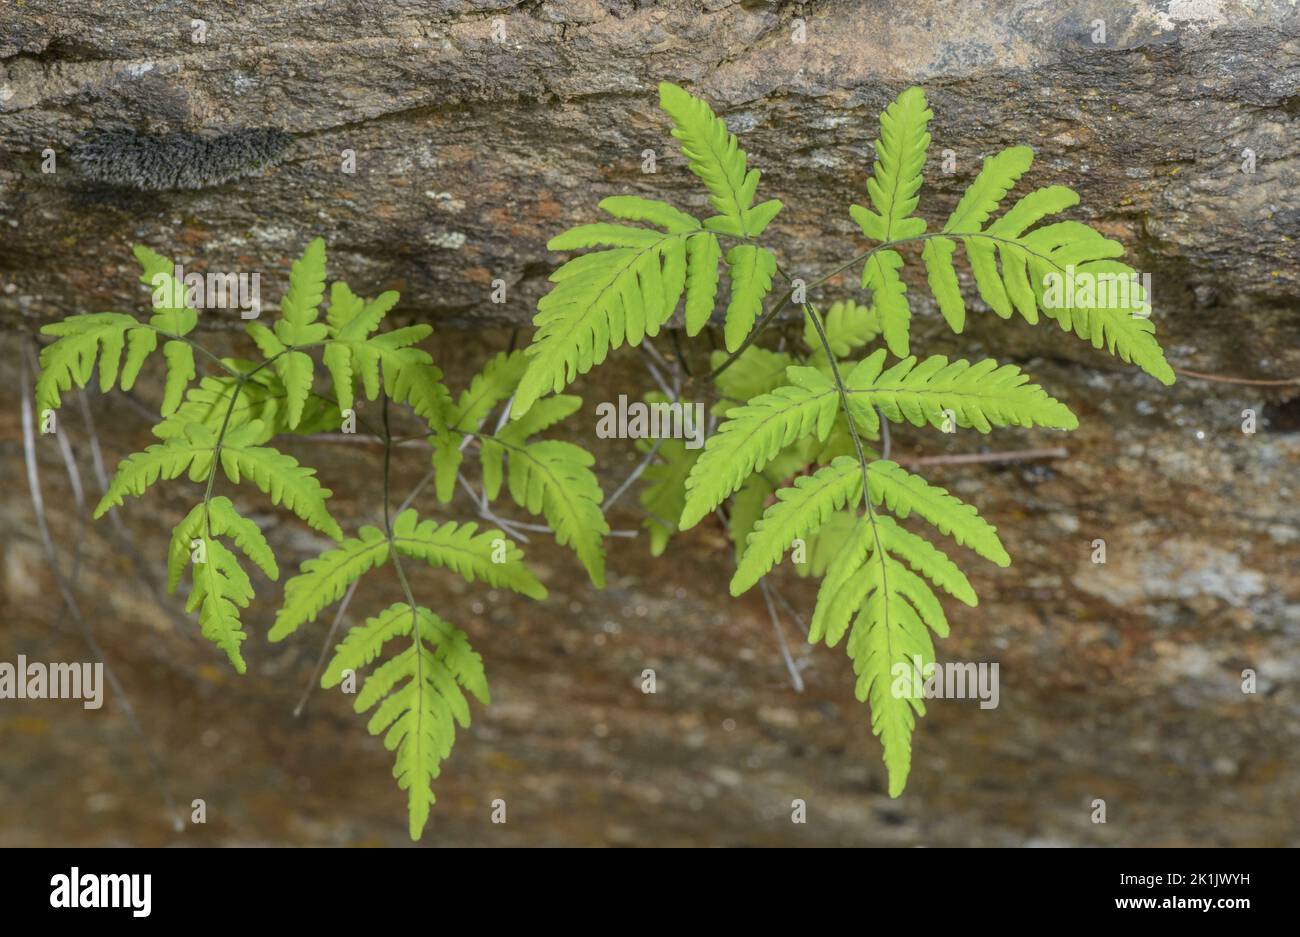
[1,1,1299,375]
[1,1,1298,846]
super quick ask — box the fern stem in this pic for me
[704,236,927,382]
[141,325,239,377]
[199,347,288,538]
[801,299,895,657]
[380,392,428,741]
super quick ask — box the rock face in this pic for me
[2,1,1299,372]
[1,2,1299,846]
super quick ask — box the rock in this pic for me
[0,1,1298,386]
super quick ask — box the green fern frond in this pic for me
[390,509,547,599]
[731,456,864,594]
[684,232,723,335]
[217,422,342,540]
[166,496,278,593]
[319,282,448,434]
[429,350,529,502]
[153,364,339,443]
[657,82,782,238]
[36,313,147,411]
[246,238,331,428]
[805,513,976,796]
[449,350,529,431]
[269,524,391,640]
[849,86,932,356]
[162,497,278,673]
[866,460,1009,566]
[723,244,778,352]
[94,424,218,516]
[133,245,197,337]
[34,247,201,412]
[322,602,488,839]
[186,538,254,673]
[513,83,787,416]
[321,281,401,412]
[512,226,689,417]
[680,367,840,528]
[842,349,1078,433]
[916,147,1175,384]
[95,420,341,540]
[476,404,609,586]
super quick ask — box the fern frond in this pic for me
[866,460,1009,566]
[323,602,488,839]
[850,86,932,356]
[133,245,197,337]
[512,229,689,417]
[684,232,723,335]
[842,349,1078,433]
[160,340,197,416]
[321,281,401,412]
[477,405,608,586]
[680,367,840,528]
[268,524,391,640]
[249,238,330,428]
[722,244,777,352]
[186,538,254,673]
[36,313,147,411]
[163,497,277,672]
[805,514,975,796]
[245,322,319,431]
[657,81,782,238]
[153,364,340,443]
[430,350,529,502]
[218,422,342,540]
[35,248,199,412]
[166,496,278,593]
[916,148,1175,384]
[448,349,529,432]
[390,509,547,599]
[731,456,864,594]
[860,250,913,356]
[94,425,218,516]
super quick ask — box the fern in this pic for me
[511,82,1177,799]
[321,602,489,840]
[165,496,279,672]
[271,506,543,838]
[34,236,592,839]
[36,246,201,414]
[430,349,529,502]
[432,354,609,587]
[512,81,783,416]
[35,80,1184,822]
